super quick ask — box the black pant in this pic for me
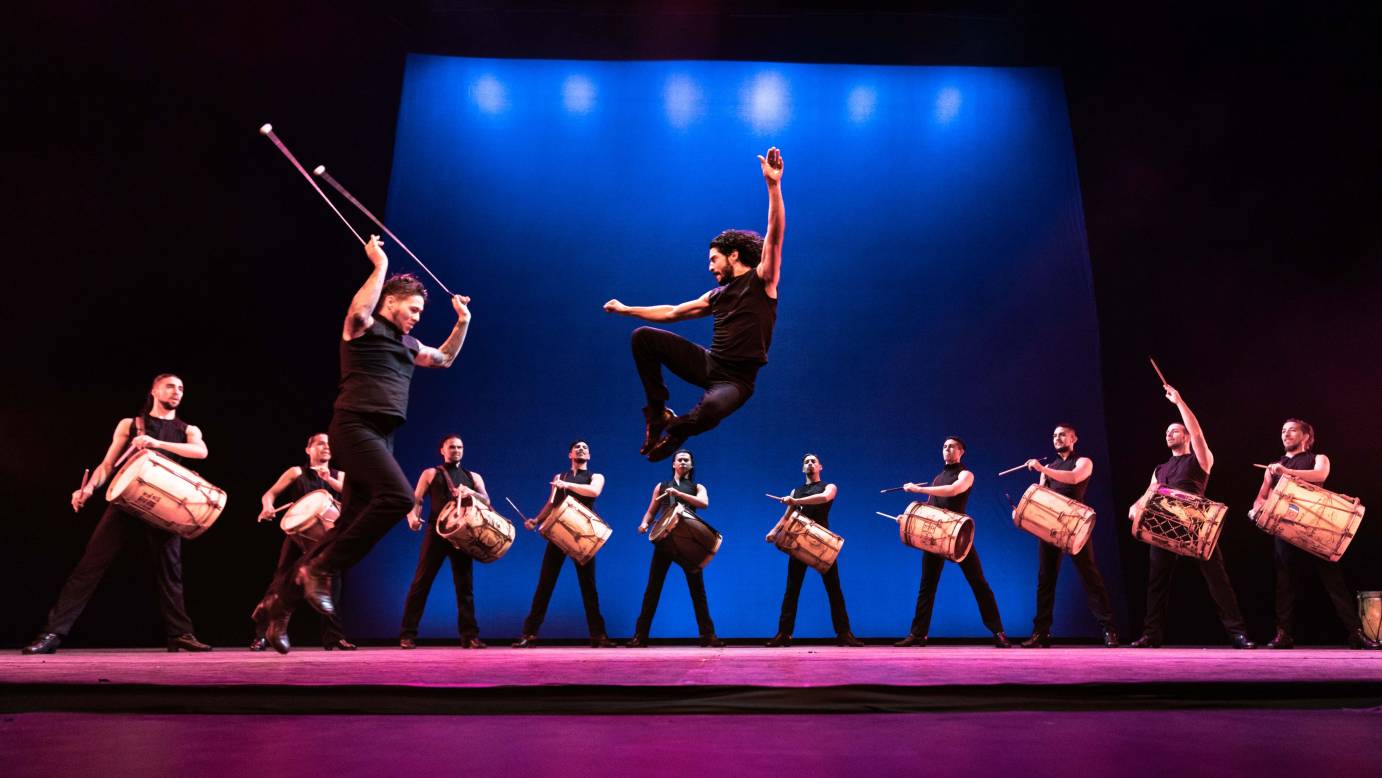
[399,526,478,640]
[257,535,346,643]
[43,506,195,638]
[775,516,853,635]
[634,544,716,638]
[1142,545,1248,639]
[520,541,608,637]
[1274,538,1360,635]
[631,327,756,439]
[300,411,415,575]
[909,546,1004,637]
[1031,539,1115,633]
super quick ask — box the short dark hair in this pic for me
[568,439,588,452]
[709,229,764,268]
[306,432,328,447]
[140,373,181,416]
[1055,422,1078,436]
[1285,418,1316,451]
[438,434,463,448]
[673,448,695,481]
[380,274,428,305]
[945,436,967,452]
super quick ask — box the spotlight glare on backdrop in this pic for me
[847,85,877,123]
[742,71,790,133]
[563,75,597,114]
[664,74,704,128]
[472,75,508,114]
[936,87,962,123]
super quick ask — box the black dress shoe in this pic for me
[590,634,618,648]
[1103,629,1120,648]
[295,563,336,616]
[511,634,539,648]
[700,635,726,648]
[624,634,650,648]
[461,637,487,649]
[1129,634,1161,648]
[764,633,792,647]
[639,407,676,456]
[1266,629,1294,649]
[168,633,212,652]
[1348,628,1381,650]
[646,432,688,463]
[1020,632,1051,648]
[399,637,417,649]
[835,631,865,647]
[249,636,268,652]
[21,633,61,655]
[893,634,927,647]
[1230,633,1257,650]
[324,638,357,651]
[265,599,292,655]
[993,632,1012,649]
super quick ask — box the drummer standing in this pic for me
[266,235,472,653]
[398,434,492,650]
[895,437,1010,648]
[22,374,212,655]
[627,449,724,648]
[1128,385,1255,649]
[1019,424,1118,648]
[765,453,864,648]
[1255,419,1379,650]
[248,433,353,652]
[512,441,615,648]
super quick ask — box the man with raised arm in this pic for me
[604,148,784,461]
[264,234,472,653]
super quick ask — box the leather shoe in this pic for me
[590,634,618,648]
[1129,633,1161,648]
[1020,632,1051,648]
[324,638,357,651]
[1348,628,1381,650]
[764,633,792,647]
[168,633,212,652]
[994,632,1012,648]
[893,634,927,647]
[1103,628,1120,648]
[1266,629,1294,649]
[295,563,336,616]
[21,633,61,655]
[511,634,539,648]
[264,595,292,655]
[836,631,865,647]
[461,637,487,649]
[1230,633,1256,649]
[640,407,676,455]
[399,637,417,649]
[700,634,726,648]
[646,432,688,463]
[249,636,268,652]
[625,634,650,648]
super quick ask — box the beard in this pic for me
[1055,445,1071,455]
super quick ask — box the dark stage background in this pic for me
[5,2,1379,647]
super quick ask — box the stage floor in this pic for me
[5,646,1381,714]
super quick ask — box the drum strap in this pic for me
[436,466,488,509]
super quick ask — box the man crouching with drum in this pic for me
[627,449,725,648]
[398,434,492,650]
[23,374,213,655]
[249,433,354,651]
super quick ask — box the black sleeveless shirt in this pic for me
[134,414,190,465]
[334,317,421,420]
[660,476,701,517]
[929,462,972,514]
[708,269,777,366]
[429,462,477,522]
[1044,453,1090,502]
[1155,452,1209,496]
[553,469,597,510]
[791,480,833,525]
[1271,451,1319,489]
[283,465,341,505]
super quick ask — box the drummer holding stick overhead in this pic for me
[1014,424,1118,648]
[1255,420,1379,650]
[22,374,212,655]
[1128,363,1254,649]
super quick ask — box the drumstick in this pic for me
[314,166,456,298]
[79,468,90,490]
[270,502,294,515]
[504,497,530,523]
[1149,356,1169,386]
[998,458,1046,477]
[875,511,903,523]
[258,124,366,245]
[765,493,787,502]
[1252,463,1271,469]
[879,486,905,494]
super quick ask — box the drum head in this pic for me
[105,450,154,502]
[952,518,974,562]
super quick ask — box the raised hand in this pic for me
[1163,384,1183,405]
[758,147,784,184]
[365,234,388,268]
[451,293,471,322]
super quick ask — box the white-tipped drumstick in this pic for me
[998,457,1046,477]
[258,124,365,245]
[765,493,787,502]
[313,165,455,297]
[79,468,90,490]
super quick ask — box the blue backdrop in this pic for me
[344,55,1119,640]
